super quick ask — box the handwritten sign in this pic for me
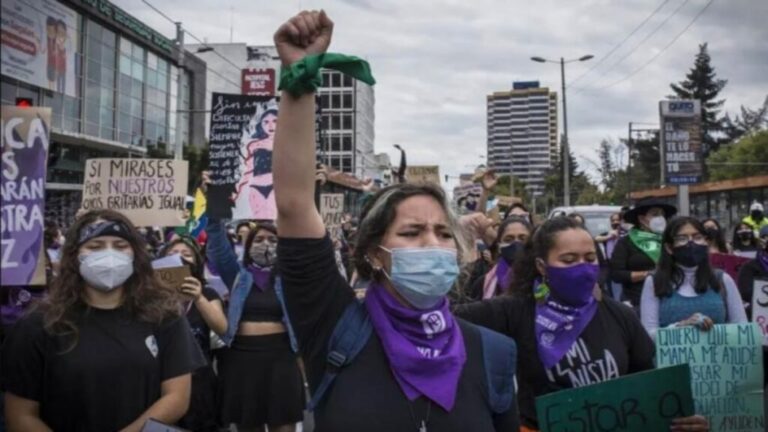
[751,279,768,346]
[155,266,191,291]
[406,165,440,185]
[81,158,189,227]
[656,324,765,431]
[1,106,50,286]
[536,364,694,432]
[320,193,344,229]
[710,253,750,282]
[207,93,278,220]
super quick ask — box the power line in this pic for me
[568,0,672,87]
[140,0,244,89]
[573,0,692,93]
[589,0,715,91]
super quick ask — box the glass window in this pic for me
[343,75,353,87]
[342,135,352,152]
[132,44,144,62]
[343,93,352,108]
[119,54,131,74]
[102,44,116,68]
[342,157,352,173]
[342,114,352,130]
[331,94,340,109]
[119,38,132,55]
[332,73,341,87]
[87,37,101,61]
[321,94,329,109]
[86,59,100,81]
[147,52,158,70]
[131,61,143,81]
[101,66,115,89]
[102,28,116,47]
[130,79,142,99]
[331,114,340,129]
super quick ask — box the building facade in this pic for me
[1,0,206,225]
[191,43,376,177]
[486,81,558,197]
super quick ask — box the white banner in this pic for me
[751,279,768,346]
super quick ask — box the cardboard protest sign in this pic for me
[81,159,189,227]
[751,279,768,346]
[406,165,440,185]
[320,193,344,230]
[536,364,694,432]
[207,93,278,220]
[710,253,751,282]
[656,324,765,431]
[152,255,191,291]
[1,106,51,286]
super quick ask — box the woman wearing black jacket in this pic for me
[609,198,677,308]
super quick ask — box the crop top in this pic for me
[240,284,283,322]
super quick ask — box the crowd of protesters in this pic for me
[2,9,767,432]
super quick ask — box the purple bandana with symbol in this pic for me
[0,288,43,326]
[364,283,467,411]
[247,264,272,291]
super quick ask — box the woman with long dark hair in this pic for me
[471,216,532,300]
[732,222,760,258]
[455,217,709,430]
[157,237,227,432]
[640,217,747,339]
[204,196,304,432]
[2,209,205,432]
[701,218,729,254]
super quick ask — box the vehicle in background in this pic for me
[548,205,623,237]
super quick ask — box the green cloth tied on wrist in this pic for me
[278,53,376,97]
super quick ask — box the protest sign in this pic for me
[320,193,344,230]
[152,255,190,291]
[656,324,765,432]
[751,279,768,346]
[536,364,694,432]
[710,253,750,282]
[1,106,51,286]
[81,158,189,227]
[406,165,441,185]
[207,93,278,220]
[453,184,483,214]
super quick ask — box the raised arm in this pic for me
[273,11,331,239]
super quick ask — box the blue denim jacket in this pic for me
[206,219,298,351]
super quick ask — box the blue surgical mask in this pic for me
[379,246,459,310]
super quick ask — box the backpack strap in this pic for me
[474,324,517,414]
[308,300,373,411]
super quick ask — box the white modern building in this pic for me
[190,43,376,176]
[486,81,558,196]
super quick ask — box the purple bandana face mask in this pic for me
[364,283,467,411]
[535,262,600,369]
[247,264,272,291]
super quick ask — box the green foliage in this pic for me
[707,130,768,181]
[493,175,531,205]
[669,43,728,156]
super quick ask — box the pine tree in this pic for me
[669,43,728,156]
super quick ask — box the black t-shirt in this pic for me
[454,296,654,429]
[1,306,206,432]
[610,236,657,306]
[278,234,519,432]
[185,287,222,359]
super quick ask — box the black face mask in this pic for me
[499,241,524,265]
[738,231,754,242]
[704,227,719,239]
[611,223,620,230]
[752,211,764,221]
[673,242,709,267]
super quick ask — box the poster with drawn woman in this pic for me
[207,93,278,220]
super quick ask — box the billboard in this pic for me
[659,100,703,185]
[242,68,276,96]
[1,0,80,97]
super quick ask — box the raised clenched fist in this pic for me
[274,10,334,67]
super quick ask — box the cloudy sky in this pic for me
[124,0,768,193]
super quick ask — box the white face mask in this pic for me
[648,216,667,234]
[79,249,134,292]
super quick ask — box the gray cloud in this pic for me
[124,0,768,194]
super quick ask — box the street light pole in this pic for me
[560,57,570,206]
[531,54,593,207]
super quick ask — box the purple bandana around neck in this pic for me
[364,283,467,411]
[247,264,272,291]
[758,249,768,273]
[535,296,598,369]
[495,259,513,293]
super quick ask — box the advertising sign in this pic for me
[1,0,80,97]
[659,100,703,185]
[242,68,276,96]
[1,106,51,286]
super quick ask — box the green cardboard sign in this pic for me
[536,364,694,432]
[656,323,765,432]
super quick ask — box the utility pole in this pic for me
[174,22,184,160]
[560,57,570,206]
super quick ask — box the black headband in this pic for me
[78,221,133,246]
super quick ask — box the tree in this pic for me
[707,130,768,181]
[629,132,661,191]
[492,175,531,207]
[669,43,728,156]
[722,95,768,142]
[543,145,601,208]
